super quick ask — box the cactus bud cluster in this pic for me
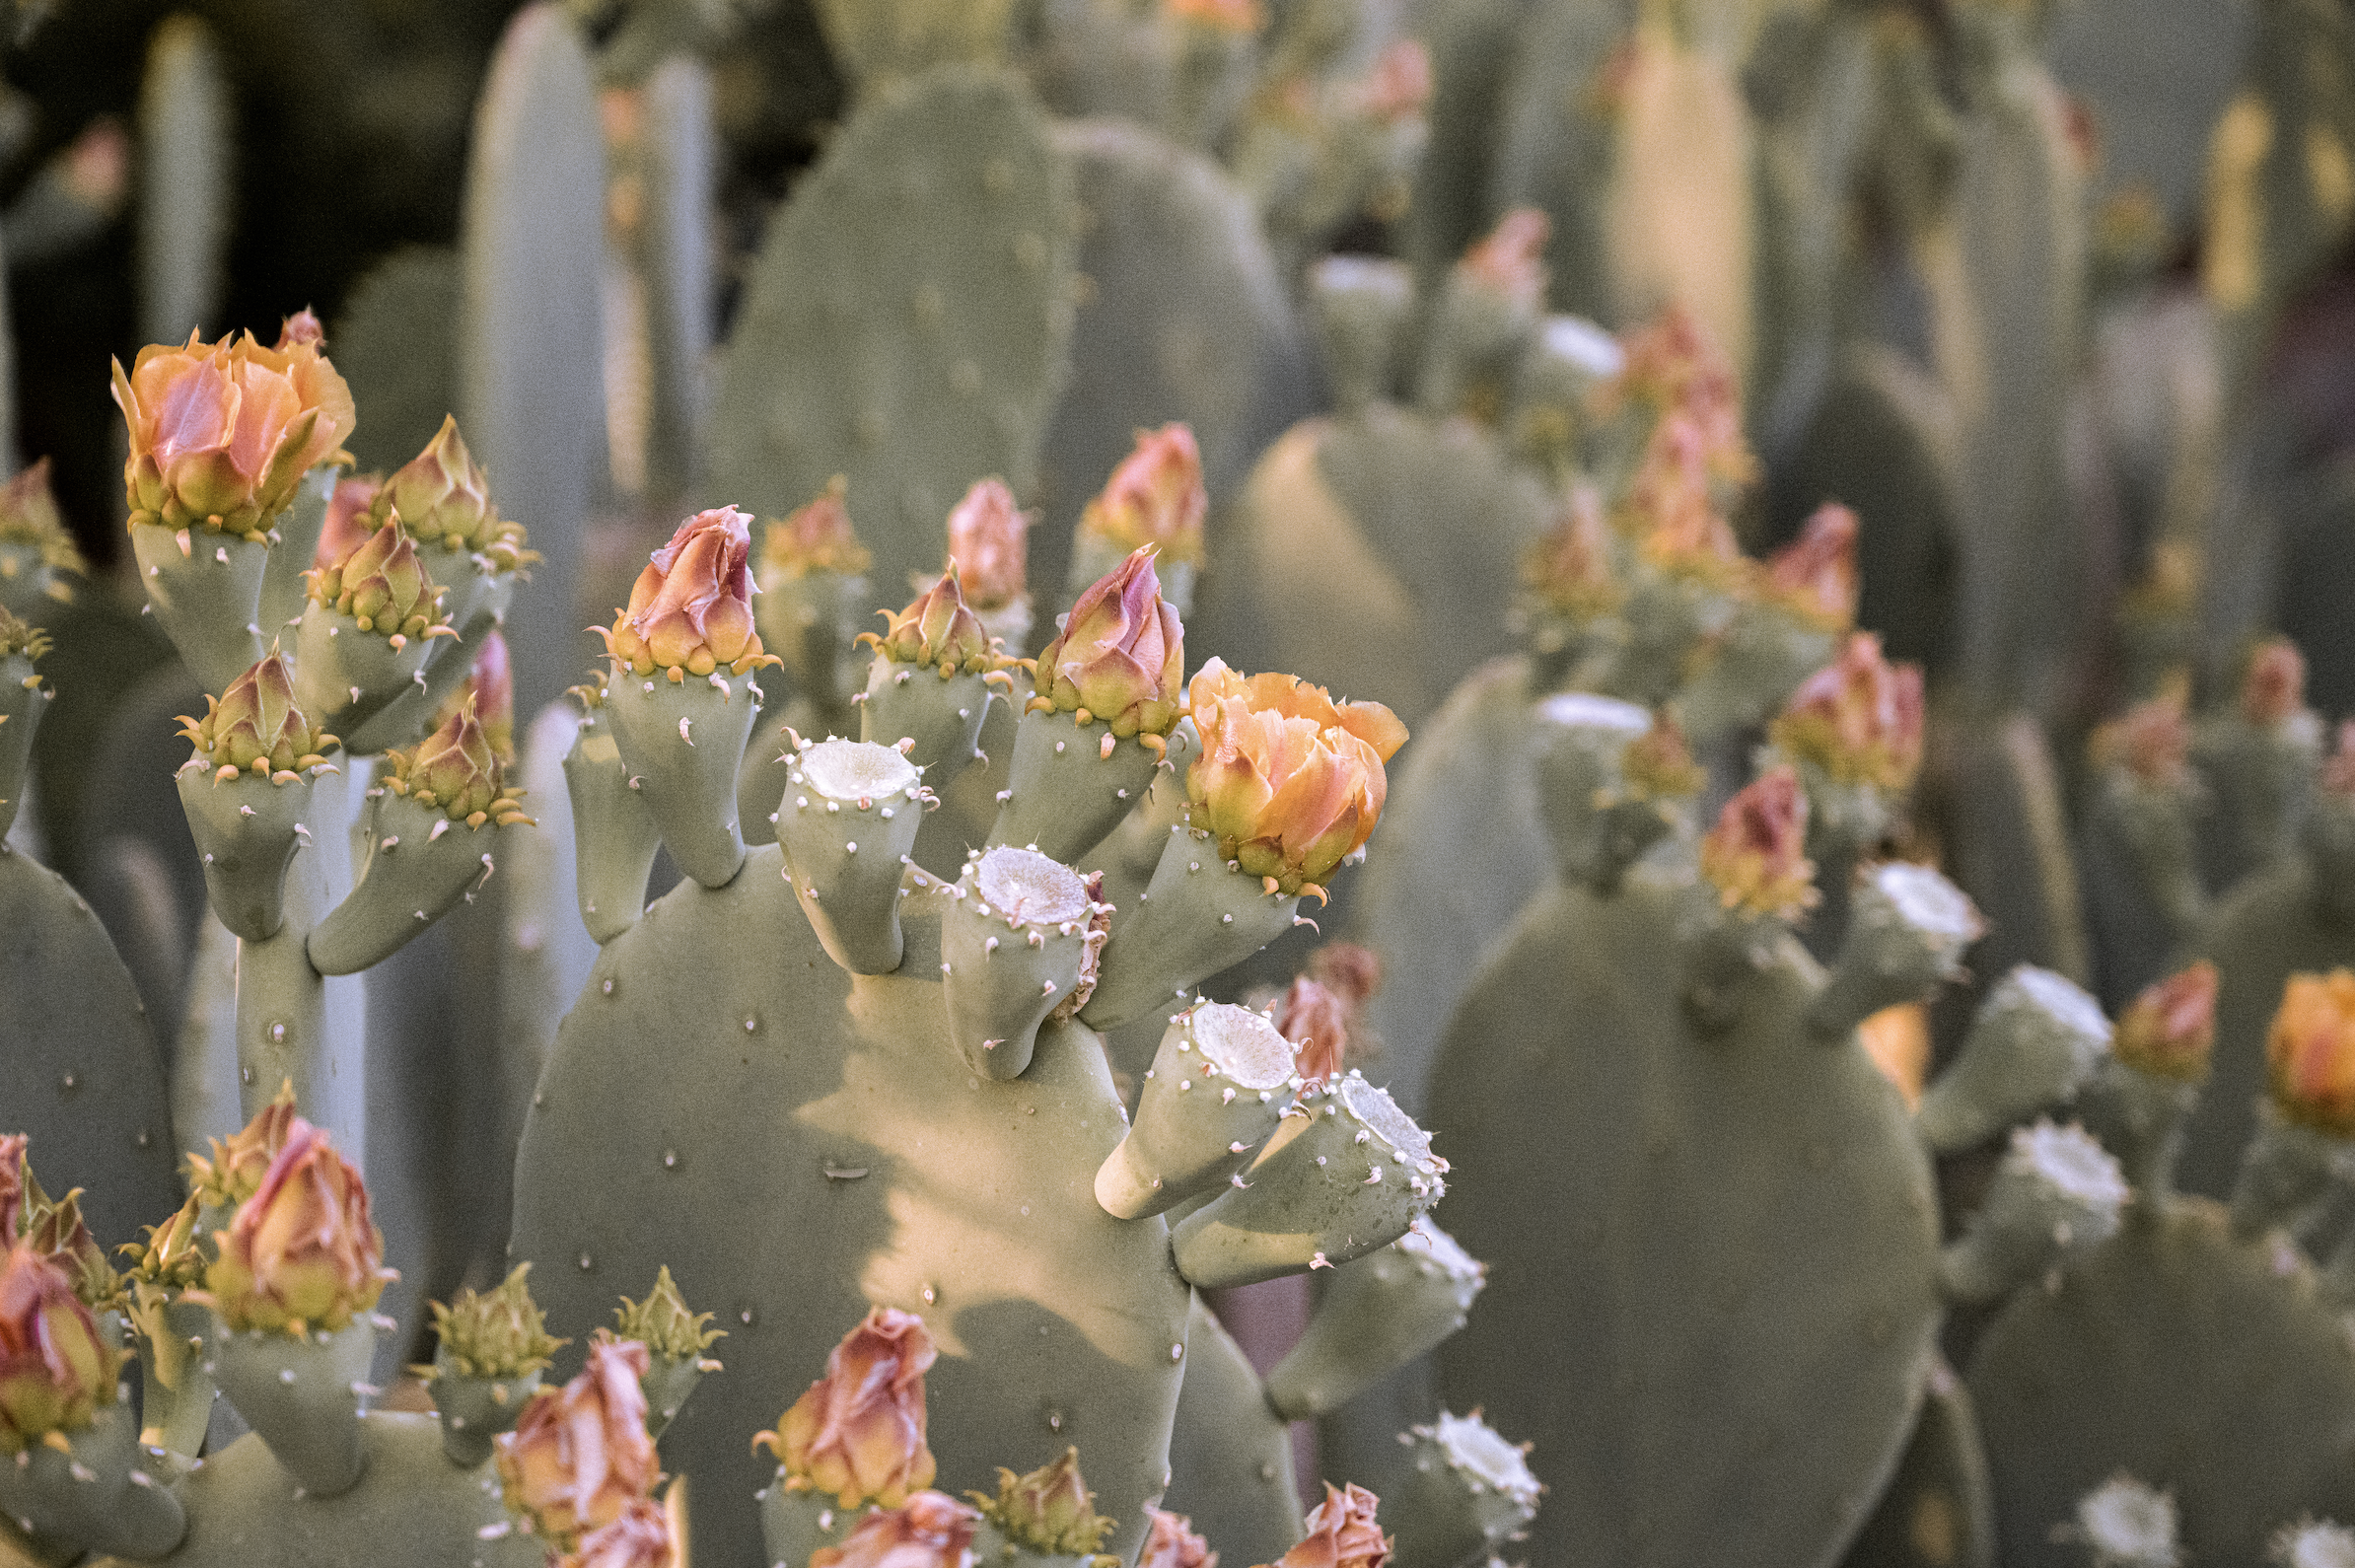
[109,321,357,537]
[176,648,335,780]
[310,515,451,641]
[604,506,775,677]
[428,1264,565,1381]
[384,697,529,825]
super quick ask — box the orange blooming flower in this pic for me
[763,479,872,581]
[812,1490,980,1568]
[1769,633,1925,792]
[2267,970,2355,1136]
[562,1498,677,1568]
[110,319,357,537]
[203,1118,391,1333]
[1268,1483,1391,1568]
[1759,503,1858,629]
[603,507,772,677]
[1698,765,1818,918]
[1140,1508,1218,1568]
[755,1307,939,1508]
[497,1336,662,1551]
[0,1245,120,1452]
[2241,636,2306,727]
[2116,961,2218,1083]
[945,478,1031,611]
[1460,209,1549,313]
[1186,659,1410,894]
[1080,427,1207,566]
[1035,547,1186,738]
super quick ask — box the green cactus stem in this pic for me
[128,523,271,696]
[1169,1071,1445,1288]
[1386,1410,1541,1568]
[2226,1100,2355,1242]
[990,705,1172,866]
[600,663,760,889]
[291,521,459,745]
[0,1403,186,1560]
[205,1319,377,1498]
[1915,967,2114,1154]
[1308,255,1415,417]
[1262,1219,1483,1423]
[1938,1121,2131,1303]
[1094,1000,1299,1219]
[257,468,337,641]
[1808,863,1985,1041]
[0,609,49,842]
[758,1485,860,1568]
[1080,827,1307,1031]
[943,846,1106,1079]
[561,673,663,945]
[777,737,932,974]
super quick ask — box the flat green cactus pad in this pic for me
[332,247,462,476]
[1837,1362,1994,1568]
[1431,870,1940,1568]
[1966,1198,2355,1566]
[707,65,1074,617]
[0,846,179,1252]
[509,851,1191,1568]
[87,1413,540,1568]
[1160,1293,1304,1568]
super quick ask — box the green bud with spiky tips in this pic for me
[0,459,84,624]
[613,1264,725,1440]
[860,568,1020,782]
[390,696,525,825]
[175,650,339,942]
[184,1079,300,1218]
[176,647,336,779]
[120,1194,204,1297]
[970,1448,1119,1561]
[425,1264,566,1468]
[121,1194,212,1462]
[874,568,1001,676]
[16,1170,121,1314]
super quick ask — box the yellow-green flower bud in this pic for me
[120,1193,205,1294]
[388,697,530,825]
[0,458,86,592]
[428,1264,566,1381]
[869,569,1005,677]
[16,1163,119,1311]
[176,649,335,778]
[312,515,449,640]
[969,1447,1118,1559]
[373,415,490,546]
[611,1265,723,1363]
[185,1080,301,1211]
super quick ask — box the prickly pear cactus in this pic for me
[706,64,1076,612]
[134,14,232,348]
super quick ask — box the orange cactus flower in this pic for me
[603,507,773,677]
[1769,633,1925,792]
[2115,961,2218,1083]
[2267,969,2355,1136]
[1699,765,1818,918]
[755,1307,939,1509]
[1185,659,1410,895]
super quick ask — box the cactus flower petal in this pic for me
[756,1307,939,1509]
[112,326,356,535]
[496,1336,661,1551]
[1267,1482,1392,1568]
[609,507,772,677]
[202,1118,390,1334]
[810,1490,979,1568]
[2267,970,2355,1137]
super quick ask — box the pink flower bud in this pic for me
[2269,970,2355,1136]
[110,326,357,537]
[178,648,334,776]
[0,458,84,578]
[762,480,872,581]
[1272,947,1380,1087]
[374,415,498,550]
[1769,634,1924,792]
[1460,210,1549,313]
[2241,636,2306,728]
[277,310,324,349]
[497,1337,662,1551]
[1185,659,1409,894]
[755,1308,939,1509]
[1698,765,1818,918]
[0,1245,120,1453]
[1268,1483,1391,1568]
[811,1491,980,1568]
[432,630,515,762]
[1624,415,1745,580]
[604,507,771,677]
[871,570,1000,676]
[2116,962,2217,1083]
[0,1136,22,1248]
[1080,427,1207,566]
[203,1118,391,1333]
[945,478,1031,611]
[1140,1508,1218,1568]
[316,474,383,571]
[1356,40,1432,123]
[562,1498,678,1568]
[1035,547,1187,738]
[186,1080,301,1210]
[1760,504,1858,629]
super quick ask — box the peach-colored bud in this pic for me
[1460,209,1549,313]
[392,693,522,824]
[2116,961,2218,1083]
[497,1337,662,1551]
[813,1491,981,1568]
[1273,976,1353,1086]
[755,1308,939,1509]
[203,1118,391,1333]
[1165,0,1263,34]
[1035,547,1187,738]
[0,459,84,578]
[1761,503,1858,629]
[561,1498,677,1568]
[945,478,1031,610]
[311,514,446,640]
[177,648,334,777]
[437,629,515,762]
[1698,764,1818,918]
[969,1447,1116,1557]
[1140,1508,1218,1568]
[1520,487,1622,617]
[2092,682,2192,786]
[1622,711,1705,800]
[2241,636,2306,727]
[871,570,1000,676]
[1080,427,1208,566]
[186,1079,302,1209]
[1269,1483,1392,1568]
[373,415,498,550]
[762,479,873,581]
[2268,969,2355,1136]
[1356,40,1432,122]
[604,507,771,677]
[1185,659,1409,894]
[0,1245,120,1453]
[316,474,383,571]
[1621,413,1748,580]
[1769,633,1925,792]
[110,325,358,536]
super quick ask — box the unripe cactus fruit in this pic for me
[943,845,1106,1079]
[1096,999,1300,1217]
[777,737,932,974]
